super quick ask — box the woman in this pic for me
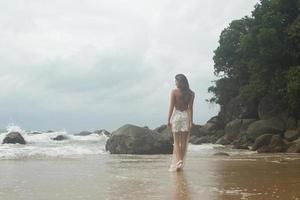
[168,74,195,172]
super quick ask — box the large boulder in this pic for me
[224,119,256,142]
[287,138,300,153]
[154,125,168,133]
[189,135,211,145]
[2,132,26,144]
[105,124,172,154]
[251,134,288,153]
[215,136,231,145]
[232,134,255,150]
[218,95,258,124]
[284,130,300,141]
[190,125,211,137]
[52,135,68,141]
[251,134,273,151]
[247,117,286,138]
[94,129,111,136]
[258,95,277,120]
[158,126,173,147]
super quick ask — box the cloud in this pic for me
[0,0,259,132]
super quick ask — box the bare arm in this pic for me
[167,90,175,126]
[188,92,195,126]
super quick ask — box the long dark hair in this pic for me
[175,74,190,105]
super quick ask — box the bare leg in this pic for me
[180,131,189,160]
[173,131,182,162]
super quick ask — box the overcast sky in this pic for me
[0,0,259,133]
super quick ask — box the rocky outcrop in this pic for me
[251,134,288,153]
[74,131,93,136]
[284,130,300,142]
[52,135,69,141]
[94,129,111,136]
[189,135,211,144]
[246,117,286,138]
[215,136,231,145]
[218,95,258,125]
[28,131,42,135]
[191,92,300,153]
[2,132,26,144]
[287,138,300,153]
[224,118,256,142]
[258,95,278,120]
[105,124,172,154]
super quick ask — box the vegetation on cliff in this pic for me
[208,0,300,117]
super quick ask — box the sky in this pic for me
[0,0,259,133]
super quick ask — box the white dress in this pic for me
[168,108,191,172]
[171,109,190,133]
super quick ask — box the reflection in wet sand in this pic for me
[172,171,190,200]
[0,152,299,200]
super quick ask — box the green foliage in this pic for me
[208,0,300,116]
[207,78,239,105]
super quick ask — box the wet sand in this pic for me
[0,152,300,200]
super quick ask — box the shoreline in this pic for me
[1,151,300,200]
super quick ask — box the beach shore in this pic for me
[1,149,299,200]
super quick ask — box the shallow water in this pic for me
[0,151,299,200]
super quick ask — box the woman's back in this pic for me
[173,88,194,111]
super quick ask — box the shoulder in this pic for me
[189,89,195,97]
[171,88,179,94]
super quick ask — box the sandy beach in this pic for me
[1,146,299,200]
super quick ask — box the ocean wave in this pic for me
[0,124,109,159]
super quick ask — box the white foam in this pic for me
[0,124,109,159]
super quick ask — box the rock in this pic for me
[105,124,172,154]
[74,131,93,136]
[268,135,288,152]
[189,136,198,144]
[158,127,173,146]
[247,117,285,138]
[215,136,231,145]
[251,134,273,151]
[202,122,217,132]
[190,125,211,137]
[224,119,242,141]
[213,152,230,156]
[154,125,167,133]
[233,143,249,150]
[2,132,26,144]
[204,116,223,131]
[189,135,210,145]
[251,134,288,153]
[207,116,219,124]
[218,95,258,124]
[285,116,298,130]
[28,131,42,135]
[224,119,256,142]
[258,95,277,120]
[214,129,225,138]
[287,138,300,153]
[284,130,300,141]
[52,135,68,141]
[154,125,173,143]
[94,129,111,136]
[47,130,54,133]
[286,137,300,153]
[232,134,254,150]
[210,135,219,143]
[287,144,300,153]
